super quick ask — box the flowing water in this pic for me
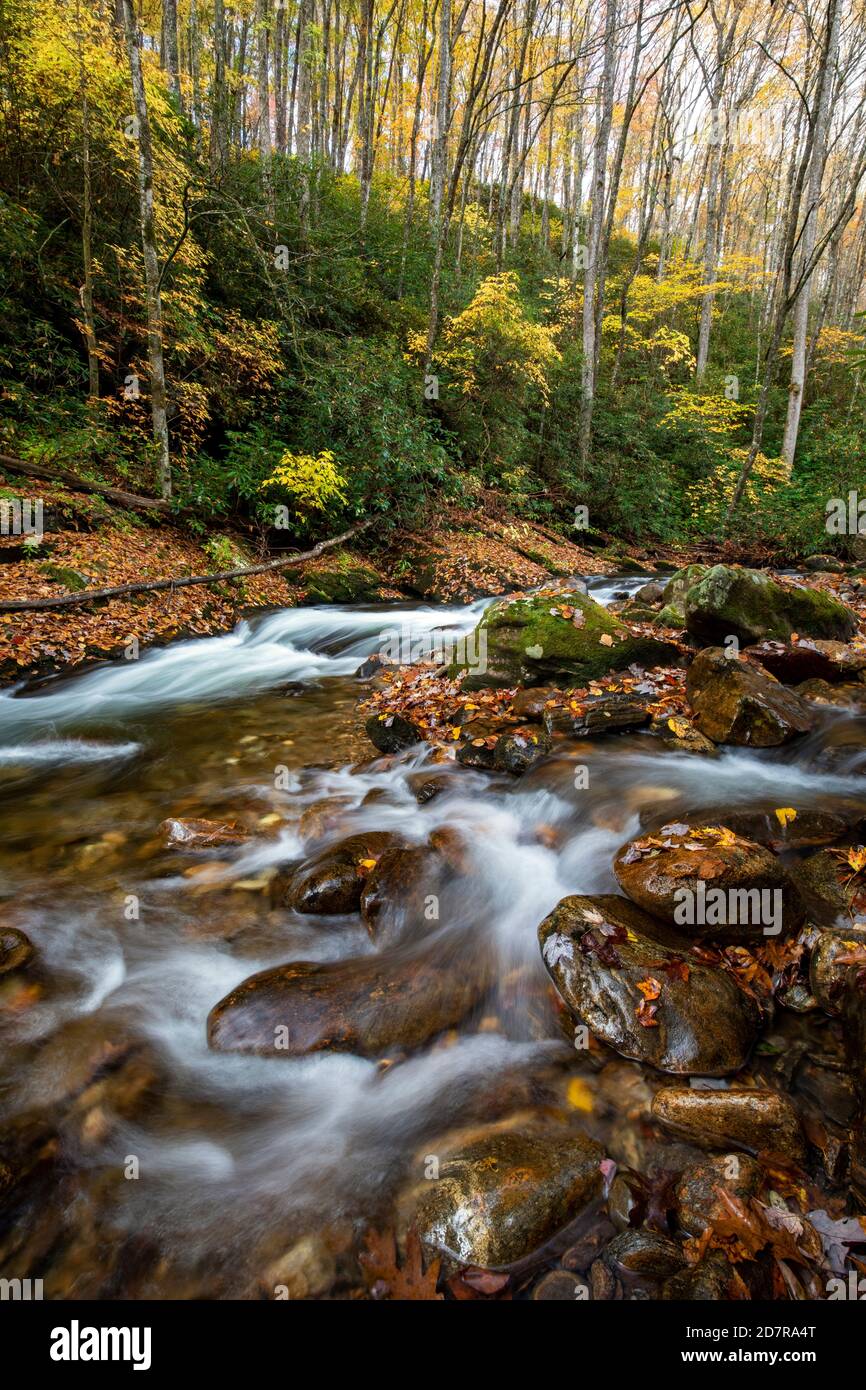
[1,575,865,1298]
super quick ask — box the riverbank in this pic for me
[0,470,638,686]
[4,458,852,689]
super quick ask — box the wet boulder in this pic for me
[674,1153,763,1237]
[397,1120,606,1270]
[458,589,678,690]
[359,844,445,946]
[543,693,651,739]
[602,1229,685,1280]
[635,580,666,605]
[0,926,35,977]
[683,565,856,645]
[354,652,393,680]
[810,924,866,1014]
[661,1250,738,1300]
[659,564,709,627]
[673,803,864,853]
[686,647,813,746]
[493,726,552,775]
[613,823,798,941]
[791,849,866,929]
[285,831,407,914]
[649,714,717,756]
[651,1086,805,1159]
[796,679,866,711]
[365,713,423,753]
[538,894,762,1075]
[207,938,492,1057]
[745,638,866,685]
[511,686,557,721]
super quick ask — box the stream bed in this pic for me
[1,575,865,1299]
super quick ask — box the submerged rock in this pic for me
[651,1086,805,1159]
[796,679,866,711]
[686,648,813,746]
[297,795,354,843]
[459,589,677,690]
[397,1120,605,1270]
[285,831,406,915]
[683,565,856,645]
[207,939,491,1057]
[406,770,454,804]
[160,817,249,849]
[613,824,798,941]
[537,894,762,1075]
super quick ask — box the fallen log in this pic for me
[0,453,170,513]
[0,520,373,613]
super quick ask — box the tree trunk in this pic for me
[121,0,171,500]
[780,0,840,466]
[578,0,617,474]
[162,0,182,108]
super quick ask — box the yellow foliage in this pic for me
[660,389,752,437]
[435,271,560,403]
[686,449,789,530]
[260,449,347,518]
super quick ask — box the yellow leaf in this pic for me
[599,633,614,647]
[566,1078,594,1113]
[775,807,797,827]
[358,858,377,870]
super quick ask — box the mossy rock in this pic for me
[655,603,686,628]
[38,562,89,591]
[660,564,709,626]
[303,559,382,604]
[684,565,856,645]
[618,602,660,623]
[458,588,678,689]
